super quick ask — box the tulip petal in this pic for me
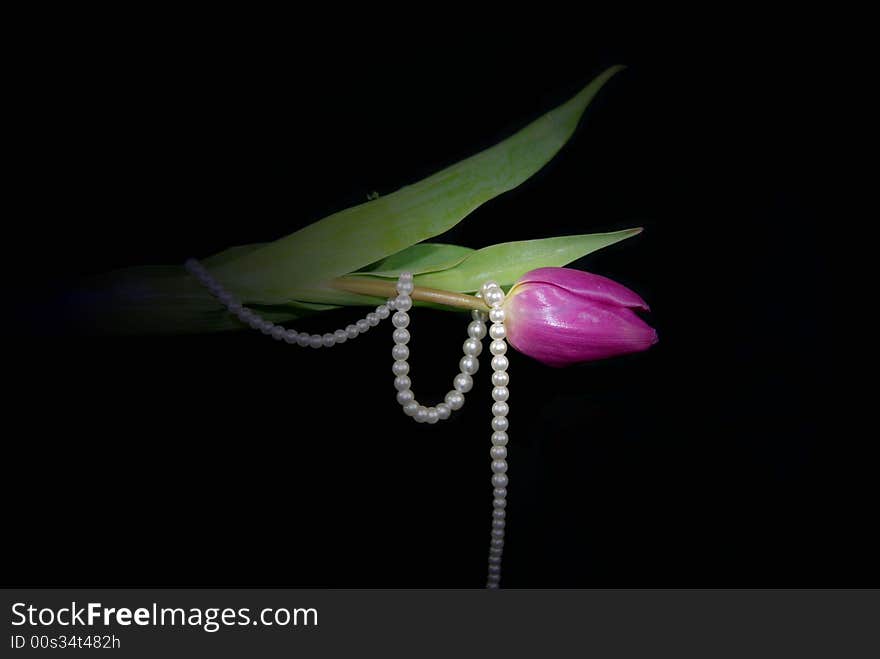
[512,267,650,311]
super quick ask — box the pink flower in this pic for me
[503,267,658,367]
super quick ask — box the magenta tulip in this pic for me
[503,267,658,367]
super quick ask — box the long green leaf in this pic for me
[350,243,474,278]
[212,66,626,305]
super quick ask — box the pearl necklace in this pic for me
[185,259,510,588]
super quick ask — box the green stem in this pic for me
[331,276,489,312]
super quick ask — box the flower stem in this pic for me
[331,276,489,312]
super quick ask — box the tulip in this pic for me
[503,267,658,367]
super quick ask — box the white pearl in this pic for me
[445,390,464,410]
[491,538,504,548]
[491,355,509,371]
[375,304,390,319]
[396,389,415,405]
[394,376,411,391]
[217,291,233,305]
[491,528,505,538]
[492,386,509,402]
[462,338,482,356]
[471,308,488,322]
[492,371,509,387]
[467,320,487,340]
[488,554,502,564]
[491,431,508,446]
[393,328,410,344]
[395,294,412,311]
[356,319,370,333]
[228,301,242,314]
[260,321,274,334]
[492,416,509,432]
[392,312,410,328]
[392,344,409,360]
[493,497,507,509]
[399,271,413,281]
[453,373,473,393]
[247,316,261,329]
[489,546,504,555]
[459,356,479,375]
[481,280,499,296]
[345,324,359,339]
[271,326,285,341]
[283,330,298,344]
[426,408,439,424]
[309,334,323,349]
[237,308,252,321]
[322,333,336,347]
[493,487,507,498]
[403,401,419,417]
[396,280,414,295]
[489,308,505,323]
[491,460,508,474]
[491,520,505,530]
[334,329,348,343]
[296,332,311,347]
[386,297,397,309]
[414,406,429,423]
[484,288,505,308]
[436,403,451,420]
[367,312,380,326]
[491,446,507,460]
[489,323,507,340]
[392,360,410,376]
[492,401,509,417]
[492,474,509,488]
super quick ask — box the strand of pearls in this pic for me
[482,281,509,589]
[184,258,395,346]
[391,272,488,424]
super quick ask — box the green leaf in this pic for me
[350,243,474,278]
[212,66,626,305]
[203,243,267,268]
[413,228,643,292]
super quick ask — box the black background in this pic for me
[5,14,859,587]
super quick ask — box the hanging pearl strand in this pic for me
[391,272,488,424]
[184,258,396,346]
[482,281,509,589]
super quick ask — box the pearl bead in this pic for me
[356,319,370,333]
[394,294,412,311]
[260,321,275,335]
[334,329,348,343]
[392,328,410,344]
[403,401,419,417]
[489,546,503,555]
[484,288,505,308]
[493,487,507,498]
[492,520,506,530]
[492,371,509,387]
[492,473,508,488]
[247,316,261,329]
[493,498,507,509]
[491,538,504,548]
[296,332,311,347]
[228,302,242,314]
[444,390,464,410]
[489,323,506,340]
[217,291,233,305]
[386,298,397,310]
[414,406,429,423]
[396,389,414,405]
[491,528,505,538]
[270,326,285,340]
[392,360,410,376]
[462,338,482,357]
[345,324,359,339]
[375,304,390,319]
[453,373,473,393]
[392,344,409,360]
[237,309,252,322]
[284,329,298,344]
[399,271,413,281]
[491,446,508,460]
[394,376,411,391]
[492,401,509,417]
[309,334,323,349]
[366,312,380,326]
[471,308,488,322]
[467,320,487,340]
[489,308,505,323]
[396,280,414,295]
[426,408,439,424]
[491,355,509,371]
[436,403,451,420]
[492,416,509,432]
[491,431,508,446]
[322,333,336,347]
[392,312,410,328]
[488,555,502,564]
[491,460,508,474]
[459,356,479,375]
[481,281,499,297]
[492,387,509,402]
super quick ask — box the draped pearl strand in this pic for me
[186,258,510,588]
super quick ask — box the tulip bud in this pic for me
[504,267,658,367]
